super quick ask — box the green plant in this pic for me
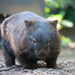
[61,36,71,47]
[44,0,75,47]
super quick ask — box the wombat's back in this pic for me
[1,11,44,37]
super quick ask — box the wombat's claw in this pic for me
[52,65,60,69]
[19,66,27,70]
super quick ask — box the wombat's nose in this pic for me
[38,49,47,57]
[39,49,45,54]
[36,49,48,59]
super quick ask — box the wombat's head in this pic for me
[22,20,58,60]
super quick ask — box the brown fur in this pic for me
[1,11,61,69]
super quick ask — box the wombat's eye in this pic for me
[33,40,36,43]
[32,38,37,44]
[48,39,51,44]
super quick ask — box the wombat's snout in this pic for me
[36,49,49,59]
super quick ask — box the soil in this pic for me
[0,47,75,75]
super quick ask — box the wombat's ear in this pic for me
[24,20,33,28]
[50,20,58,28]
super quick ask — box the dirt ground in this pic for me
[0,47,75,75]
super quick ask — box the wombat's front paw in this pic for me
[19,66,27,70]
[46,64,58,69]
[36,60,47,68]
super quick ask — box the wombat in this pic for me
[1,11,61,69]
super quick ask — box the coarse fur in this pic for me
[1,11,61,69]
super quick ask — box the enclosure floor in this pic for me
[0,48,75,75]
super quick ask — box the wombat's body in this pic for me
[1,11,61,69]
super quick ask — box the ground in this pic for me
[0,47,75,75]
